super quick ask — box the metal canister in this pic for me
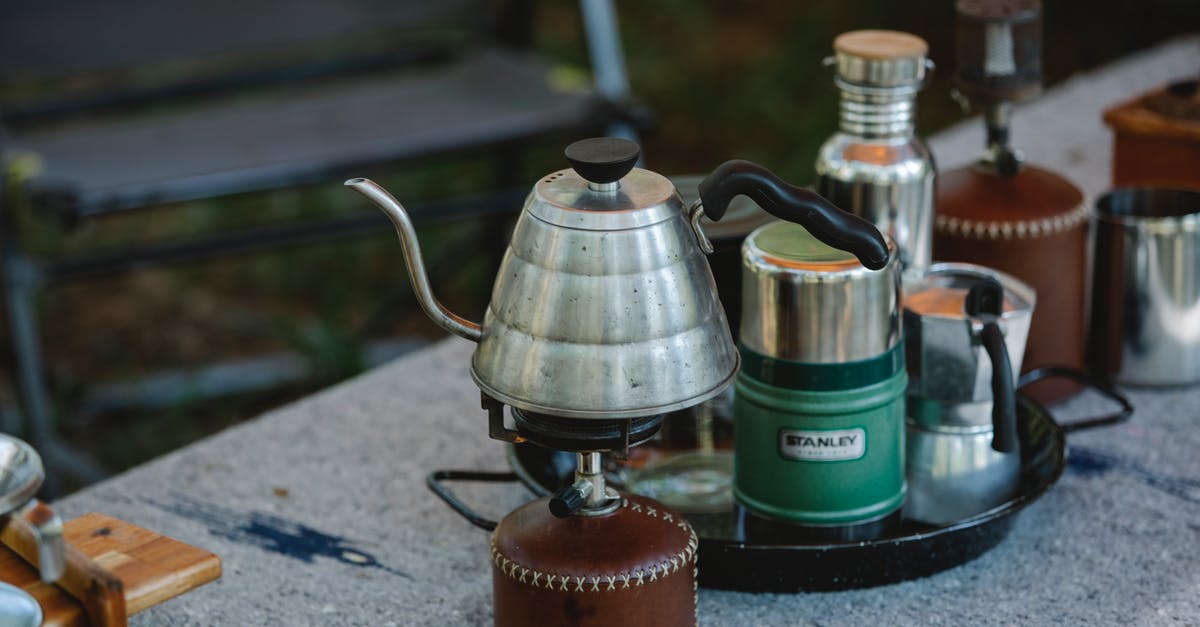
[733,221,905,541]
[816,30,936,271]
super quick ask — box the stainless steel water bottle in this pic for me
[816,30,936,271]
[734,221,905,541]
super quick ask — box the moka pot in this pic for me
[903,263,1035,525]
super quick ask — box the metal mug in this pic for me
[1089,188,1200,386]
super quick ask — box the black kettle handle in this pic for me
[697,159,890,270]
[1018,366,1135,433]
[426,470,519,531]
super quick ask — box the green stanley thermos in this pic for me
[734,219,905,542]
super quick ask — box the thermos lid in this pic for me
[750,221,866,271]
[741,221,900,364]
[833,30,930,88]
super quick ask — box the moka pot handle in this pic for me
[966,279,1018,453]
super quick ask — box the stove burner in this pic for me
[510,409,662,453]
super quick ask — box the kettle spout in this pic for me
[344,178,482,343]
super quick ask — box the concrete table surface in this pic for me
[57,35,1200,626]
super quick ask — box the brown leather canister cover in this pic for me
[934,164,1089,402]
[1103,81,1200,190]
[491,494,698,627]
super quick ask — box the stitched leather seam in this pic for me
[934,204,1089,240]
[490,498,699,592]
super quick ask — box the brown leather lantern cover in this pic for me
[934,165,1089,401]
[490,494,698,627]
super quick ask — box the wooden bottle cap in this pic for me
[832,30,929,87]
[834,30,928,61]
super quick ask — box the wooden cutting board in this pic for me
[0,512,221,626]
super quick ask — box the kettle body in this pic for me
[471,165,738,419]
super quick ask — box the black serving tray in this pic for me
[430,368,1131,592]
[509,381,1130,591]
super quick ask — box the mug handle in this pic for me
[1017,366,1134,433]
[426,470,520,532]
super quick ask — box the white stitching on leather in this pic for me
[489,499,700,593]
[933,203,1089,241]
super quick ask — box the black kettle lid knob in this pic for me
[565,137,640,184]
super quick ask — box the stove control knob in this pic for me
[549,480,593,518]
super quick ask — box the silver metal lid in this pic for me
[833,30,930,88]
[740,221,900,363]
[528,167,681,231]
